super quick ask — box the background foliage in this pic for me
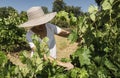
[0,7,29,52]
[0,0,120,78]
[69,0,120,77]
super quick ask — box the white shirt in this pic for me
[26,23,62,58]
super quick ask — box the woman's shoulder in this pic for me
[46,23,59,29]
[46,23,54,26]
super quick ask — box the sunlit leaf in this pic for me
[79,68,89,78]
[109,0,114,4]
[102,0,112,10]
[88,5,98,14]
[90,14,96,21]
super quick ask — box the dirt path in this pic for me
[55,35,78,60]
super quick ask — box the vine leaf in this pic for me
[102,0,112,10]
[75,46,91,66]
[88,5,98,21]
[104,58,118,72]
[68,30,78,43]
[88,5,98,14]
[90,14,96,22]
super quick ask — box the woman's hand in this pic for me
[58,29,70,37]
[30,51,34,57]
[63,62,74,70]
[30,47,36,57]
[43,55,74,70]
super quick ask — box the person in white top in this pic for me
[19,6,74,70]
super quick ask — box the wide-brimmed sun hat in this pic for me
[19,6,56,27]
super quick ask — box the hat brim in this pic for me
[19,12,56,27]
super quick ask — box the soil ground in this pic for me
[55,35,78,60]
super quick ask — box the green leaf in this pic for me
[88,5,98,14]
[96,31,103,37]
[97,70,106,78]
[109,0,114,4]
[55,74,68,78]
[56,11,69,21]
[79,68,89,78]
[70,68,79,77]
[102,0,112,10]
[104,47,110,53]
[69,68,89,78]
[0,18,2,21]
[68,30,78,43]
[75,46,91,66]
[0,51,7,65]
[19,66,30,77]
[104,58,118,72]
[42,37,49,43]
[94,56,102,65]
[90,14,96,21]
[70,13,77,25]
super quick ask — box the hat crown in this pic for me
[19,6,56,27]
[27,6,44,20]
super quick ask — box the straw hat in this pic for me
[19,6,56,27]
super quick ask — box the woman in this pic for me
[19,6,74,70]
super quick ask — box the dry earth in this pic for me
[55,35,78,60]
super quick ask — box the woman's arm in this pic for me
[49,23,70,37]
[57,29,70,37]
[43,54,74,70]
